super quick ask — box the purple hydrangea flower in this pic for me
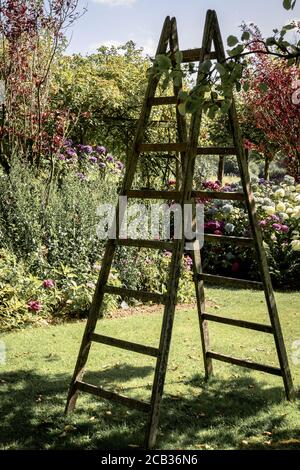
[64,139,73,147]
[106,155,114,163]
[116,161,124,170]
[89,156,98,164]
[76,172,86,181]
[99,162,106,169]
[65,148,77,158]
[58,154,66,161]
[281,225,289,233]
[77,144,86,152]
[83,145,93,154]
[96,146,106,154]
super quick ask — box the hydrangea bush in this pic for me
[199,175,300,288]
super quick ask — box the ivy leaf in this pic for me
[155,54,172,71]
[227,35,239,47]
[199,60,212,74]
[175,50,183,65]
[243,81,250,92]
[266,37,277,46]
[241,31,250,42]
[178,102,186,116]
[259,82,268,93]
[215,63,227,76]
[228,44,244,57]
[235,81,242,92]
[283,0,292,9]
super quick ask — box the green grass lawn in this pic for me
[1,288,300,450]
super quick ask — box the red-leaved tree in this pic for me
[0,0,80,171]
[242,24,300,179]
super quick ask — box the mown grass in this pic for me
[0,288,300,450]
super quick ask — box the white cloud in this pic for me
[92,0,136,6]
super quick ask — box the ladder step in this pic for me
[197,273,263,290]
[104,286,166,304]
[117,239,174,250]
[127,190,181,200]
[139,143,187,152]
[180,48,217,63]
[202,313,273,333]
[192,190,245,201]
[197,147,236,155]
[206,351,282,376]
[204,234,254,246]
[76,381,151,412]
[150,96,178,105]
[91,333,159,357]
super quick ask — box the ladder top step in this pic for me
[91,333,159,357]
[179,48,217,63]
[76,381,151,412]
[104,285,166,304]
[192,190,245,201]
[150,96,178,105]
[139,143,187,152]
[127,189,181,201]
[197,147,236,156]
[117,238,174,250]
[206,351,282,376]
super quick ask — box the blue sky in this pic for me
[66,0,299,55]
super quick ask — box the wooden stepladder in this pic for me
[65,10,294,449]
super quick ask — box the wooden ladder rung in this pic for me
[127,189,181,200]
[192,190,245,201]
[202,313,273,334]
[197,273,263,290]
[76,381,151,412]
[139,143,187,152]
[117,239,174,250]
[104,286,166,304]
[180,48,217,62]
[204,235,254,246]
[150,96,178,105]
[91,333,159,357]
[206,351,282,376]
[197,147,236,155]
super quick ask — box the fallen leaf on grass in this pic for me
[240,440,249,447]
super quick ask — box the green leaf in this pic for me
[243,81,250,92]
[178,102,186,116]
[228,44,244,57]
[185,98,201,114]
[215,63,227,76]
[266,37,277,46]
[283,0,292,9]
[199,60,212,74]
[155,54,172,71]
[175,51,183,65]
[259,82,268,93]
[227,35,239,47]
[235,81,242,92]
[241,31,250,41]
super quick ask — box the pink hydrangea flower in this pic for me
[28,301,42,313]
[43,279,55,289]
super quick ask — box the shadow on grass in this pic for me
[0,366,299,450]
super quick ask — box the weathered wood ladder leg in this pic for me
[65,16,173,414]
[207,10,294,400]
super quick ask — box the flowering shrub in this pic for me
[200,175,300,288]
[57,140,125,181]
[0,249,121,331]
